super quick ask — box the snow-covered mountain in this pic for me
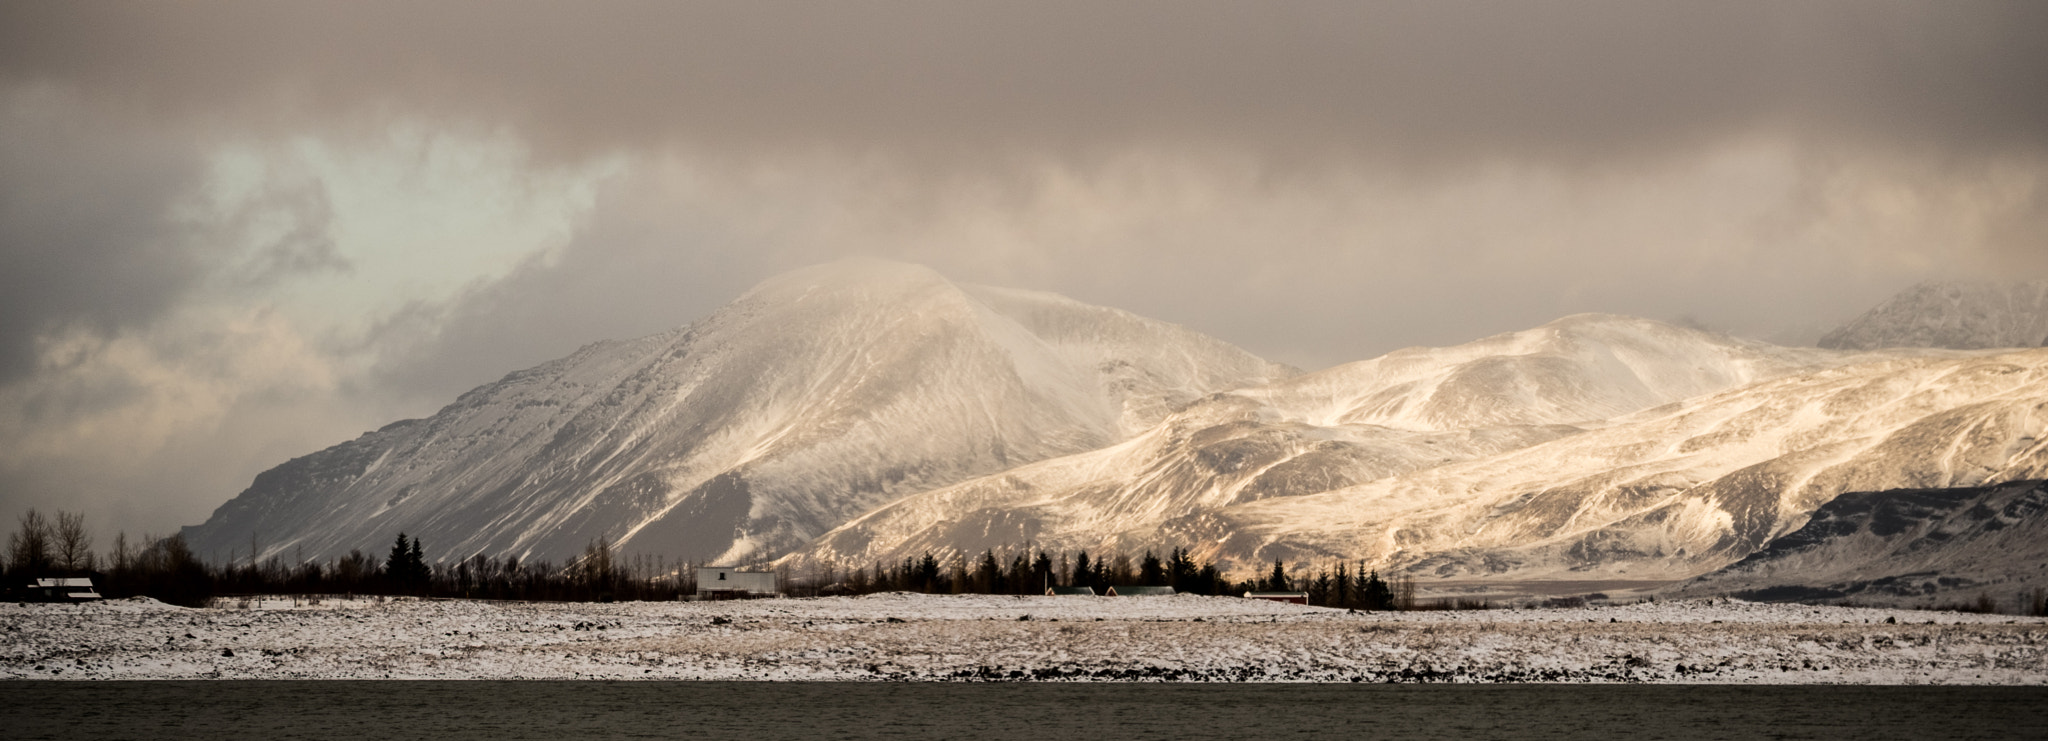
[1821,280,2048,350]
[1214,347,2048,581]
[189,261,2048,594]
[182,260,1293,565]
[1675,480,2048,609]
[786,316,2033,579]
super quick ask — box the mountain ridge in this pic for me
[1674,479,2048,609]
[183,259,1293,565]
[1820,280,2048,351]
[189,265,2048,595]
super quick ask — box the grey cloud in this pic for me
[0,93,211,383]
[214,176,349,290]
[4,2,2043,170]
[359,185,790,403]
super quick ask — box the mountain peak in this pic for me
[1820,279,2048,350]
[183,260,1289,565]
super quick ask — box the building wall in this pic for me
[696,567,777,596]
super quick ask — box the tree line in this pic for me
[3,509,696,606]
[777,547,1418,610]
[5,508,1446,612]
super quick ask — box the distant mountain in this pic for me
[1675,480,2048,609]
[1173,346,2048,580]
[189,261,2048,595]
[182,260,1293,565]
[787,316,2045,580]
[1820,280,2048,350]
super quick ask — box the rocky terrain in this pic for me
[1821,280,2048,351]
[1678,480,2048,610]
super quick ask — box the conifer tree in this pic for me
[1167,548,1198,592]
[1138,550,1166,586]
[386,532,410,585]
[1360,570,1393,610]
[408,536,428,587]
[917,552,941,593]
[1264,559,1290,592]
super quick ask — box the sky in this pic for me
[2,1,2045,540]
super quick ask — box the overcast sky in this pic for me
[3,1,2045,539]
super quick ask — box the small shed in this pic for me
[695,567,777,600]
[1105,585,1175,597]
[1243,591,1308,604]
[1046,586,1096,596]
[25,577,103,602]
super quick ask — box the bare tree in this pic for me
[1395,575,1418,611]
[10,509,53,575]
[110,531,132,574]
[55,511,94,572]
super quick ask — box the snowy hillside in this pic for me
[1676,480,2048,609]
[1210,348,2048,580]
[1821,280,2048,350]
[183,259,1292,565]
[786,316,1938,574]
[1244,314,1838,431]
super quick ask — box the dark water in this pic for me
[3,682,2044,740]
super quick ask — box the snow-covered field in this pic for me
[5,594,2044,684]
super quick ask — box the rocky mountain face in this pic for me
[1675,480,2048,609]
[1820,280,2048,351]
[182,260,1293,565]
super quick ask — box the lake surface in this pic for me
[4,682,2044,740]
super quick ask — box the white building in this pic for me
[696,567,777,600]
[26,577,102,602]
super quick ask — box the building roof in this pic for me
[1047,586,1096,596]
[1106,585,1175,596]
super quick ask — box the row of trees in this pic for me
[7,509,1405,610]
[781,547,1415,610]
[3,510,701,606]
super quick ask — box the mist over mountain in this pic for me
[1820,280,2048,351]
[182,260,1292,565]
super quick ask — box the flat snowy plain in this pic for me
[5,594,2043,684]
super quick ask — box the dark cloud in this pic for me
[0,91,211,383]
[4,1,2044,170]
